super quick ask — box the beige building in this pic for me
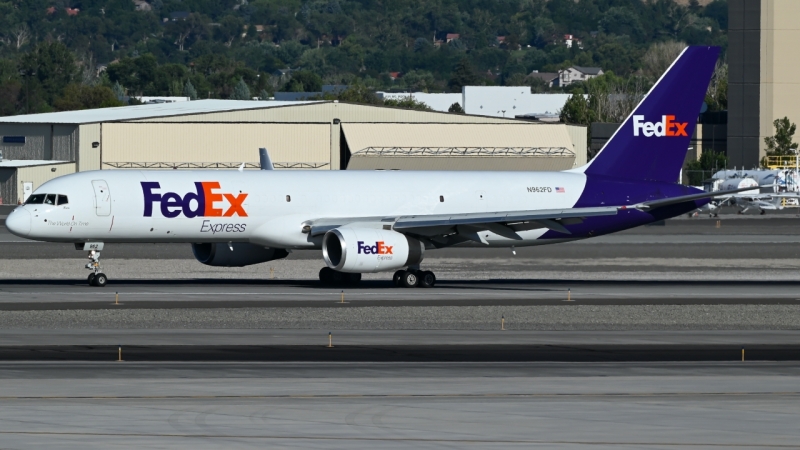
[0,100,587,204]
[729,0,800,167]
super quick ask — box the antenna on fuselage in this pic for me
[259,148,274,170]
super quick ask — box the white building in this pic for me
[556,66,604,87]
[378,88,573,119]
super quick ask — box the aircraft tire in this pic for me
[319,267,334,283]
[419,271,436,288]
[88,273,96,286]
[401,270,419,288]
[330,270,344,284]
[94,273,108,287]
[347,273,362,283]
[392,270,404,287]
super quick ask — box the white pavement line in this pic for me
[0,291,539,297]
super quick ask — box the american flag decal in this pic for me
[555,187,565,193]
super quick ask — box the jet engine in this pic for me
[191,243,289,267]
[322,227,424,273]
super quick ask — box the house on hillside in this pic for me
[132,0,151,11]
[556,66,603,87]
[446,33,460,43]
[527,71,559,88]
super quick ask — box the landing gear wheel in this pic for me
[419,270,436,288]
[347,273,362,283]
[392,270,404,287]
[93,273,108,287]
[87,273,96,286]
[330,270,344,284]
[401,270,419,288]
[319,267,334,284]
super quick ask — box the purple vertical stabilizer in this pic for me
[580,46,720,183]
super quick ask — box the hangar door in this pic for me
[341,123,576,171]
[101,123,332,170]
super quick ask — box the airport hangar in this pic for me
[0,100,587,204]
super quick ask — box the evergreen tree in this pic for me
[447,58,478,93]
[183,80,198,100]
[231,78,251,100]
[763,117,799,167]
[448,102,464,114]
[112,81,125,101]
[259,89,270,100]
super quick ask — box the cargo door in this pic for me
[91,180,111,216]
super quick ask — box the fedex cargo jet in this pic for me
[6,46,744,288]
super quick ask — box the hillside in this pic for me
[0,0,727,114]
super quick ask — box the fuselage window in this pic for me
[57,195,68,205]
[44,194,56,205]
[25,194,45,204]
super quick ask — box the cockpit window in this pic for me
[57,195,68,205]
[25,194,46,204]
[44,194,56,205]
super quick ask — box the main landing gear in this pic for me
[393,269,436,288]
[85,250,108,287]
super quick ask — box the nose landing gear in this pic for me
[85,250,108,287]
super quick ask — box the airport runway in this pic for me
[1,278,800,306]
[0,217,798,448]
[0,361,797,449]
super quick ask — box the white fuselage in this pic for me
[8,170,589,248]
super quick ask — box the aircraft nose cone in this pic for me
[5,208,31,237]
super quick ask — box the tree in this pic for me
[686,151,727,185]
[231,77,251,100]
[763,117,799,166]
[18,42,78,107]
[112,81,125,101]
[705,60,727,112]
[559,94,593,125]
[281,70,322,92]
[448,102,464,114]
[184,80,198,100]
[328,83,380,104]
[259,89,270,100]
[53,84,124,111]
[383,97,432,111]
[448,58,478,93]
[642,41,686,81]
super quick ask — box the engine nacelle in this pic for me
[192,243,288,267]
[322,227,424,273]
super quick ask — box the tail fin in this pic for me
[580,46,720,183]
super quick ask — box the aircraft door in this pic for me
[91,180,111,216]
[22,182,33,203]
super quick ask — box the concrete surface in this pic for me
[0,361,796,449]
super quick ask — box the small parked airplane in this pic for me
[6,46,751,288]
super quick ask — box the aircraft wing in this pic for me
[306,206,621,240]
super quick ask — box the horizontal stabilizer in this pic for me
[633,186,771,211]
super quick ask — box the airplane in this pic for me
[5,46,753,288]
[695,177,799,216]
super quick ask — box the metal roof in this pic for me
[0,160,72,168]
[0,100,322,125]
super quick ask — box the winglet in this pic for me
[259,148,274,170]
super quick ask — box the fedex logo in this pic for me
[141,182,247,218]
[633,115,688,137]
[357,241,393,255]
